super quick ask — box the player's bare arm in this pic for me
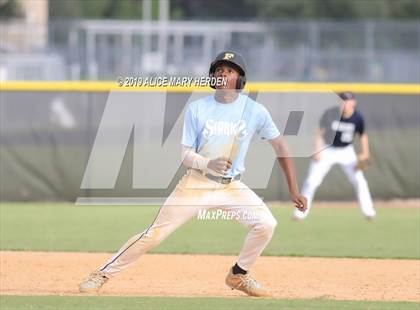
[358,133,370,161]
[268,136,307,212]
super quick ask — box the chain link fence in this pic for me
[1,20,419,82]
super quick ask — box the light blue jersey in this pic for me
[182,94,280,177]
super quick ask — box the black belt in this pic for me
[192,169,241,184]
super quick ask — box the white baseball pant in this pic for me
[294,145,376,219]
[98,169,277,277]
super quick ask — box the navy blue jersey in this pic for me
[320,107,365,147]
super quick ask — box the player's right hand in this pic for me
[290,192,307,212]
[207,157,232,175]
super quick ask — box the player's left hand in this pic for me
[357,153,370,162]
[289,192,307,212]
[355,153,372,171]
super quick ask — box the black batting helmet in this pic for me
[338,91,356,101]
[209,51,247,89]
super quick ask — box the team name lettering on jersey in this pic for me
[331,120,355,143]
[203,120,247,139]
[331,120,355,132]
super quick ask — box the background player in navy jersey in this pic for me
[293,91,376,221]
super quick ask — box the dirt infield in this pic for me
[1,251,419,302]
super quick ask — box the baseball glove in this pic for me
[354,158,372,171]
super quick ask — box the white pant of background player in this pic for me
[294,145,376,220]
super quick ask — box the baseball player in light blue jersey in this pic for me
[80,51,307,297]
[182,91,280,178]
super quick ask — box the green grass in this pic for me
[1,296,419,310]
[0,203,419,259]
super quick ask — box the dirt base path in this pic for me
[1,251,419,302]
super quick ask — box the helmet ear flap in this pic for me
[236,75,246,89]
